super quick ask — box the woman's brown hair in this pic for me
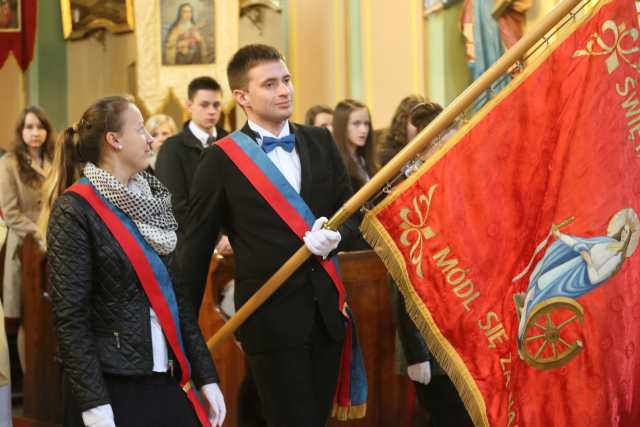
[409,101,444,133]
[13,106,55,188]
[333,99,376,189]
[304,105,333,126]
[39,96,131,242]
[377,95,425,168]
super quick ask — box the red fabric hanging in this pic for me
[0,0,37,71]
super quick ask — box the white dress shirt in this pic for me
[247,120,302,193]
[189,120,217,148]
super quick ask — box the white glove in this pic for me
[202,383,226,427]
[303,217,341,258]
[407,361,432,385]
[82,404,116,427]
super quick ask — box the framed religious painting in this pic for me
[60,0,135,40]
[161,0,216,65]
[0,0,20,32]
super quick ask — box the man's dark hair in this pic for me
[227,44,284,91]
[188,76,222,100]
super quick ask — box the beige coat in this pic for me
[0,152,50,318]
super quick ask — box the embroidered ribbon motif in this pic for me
[399,184,438,278]
[573,20,640,74]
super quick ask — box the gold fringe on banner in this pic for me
[360,218,490,427]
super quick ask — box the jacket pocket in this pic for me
[93,329,123,353]
[94,332,129,372]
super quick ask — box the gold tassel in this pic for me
[331,403,367,421]
[360,214,489,427]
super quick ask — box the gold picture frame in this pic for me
[60,0,135,40]
[0,0,21,32]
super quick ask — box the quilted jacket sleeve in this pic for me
[47,193,111,411]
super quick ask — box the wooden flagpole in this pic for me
[208,0,585,351]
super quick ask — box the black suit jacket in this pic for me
[155,122,228,230]
[177,122,359,353]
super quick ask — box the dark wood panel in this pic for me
[12,416,59,427]
[199,255,245,427]
[20,235,63,425]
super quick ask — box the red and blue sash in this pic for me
[67,178,210,427]
[216,131,367,420]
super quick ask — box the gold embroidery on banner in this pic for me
[399,184,438,279]
[573,20,640,74]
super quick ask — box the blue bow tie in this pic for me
[261,134,296,153]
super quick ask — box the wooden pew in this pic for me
[15,239,421,426]
[19,235,63,426]
[199,250,422,426]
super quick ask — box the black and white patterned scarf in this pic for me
[83,162,178,255]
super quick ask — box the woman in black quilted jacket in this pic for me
[41,96,226,427]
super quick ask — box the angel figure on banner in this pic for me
[513,208,639,370]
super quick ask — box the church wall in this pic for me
[362,0,425,128]
[239,6,284,51]
[0,0,570,149]
[424,2,471,108]
[285,0,427,129]
[0,55,25,151]
[287,0,347,123]
[526,0,560,29]
[66,32,137,123]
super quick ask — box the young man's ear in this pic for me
[232,89,250,109]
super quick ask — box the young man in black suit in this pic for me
[178,44,360,426]
[155,76,228,230]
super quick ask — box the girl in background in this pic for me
[0,106,53,375]
[333,99,376,192]
[304,105,334,134]
[145,114,177,170]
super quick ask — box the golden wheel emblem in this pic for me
[516,297,584,370]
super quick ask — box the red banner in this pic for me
[0,0,36,71]
[362,0,640,425]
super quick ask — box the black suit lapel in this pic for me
[291,123,313,201]
[182,123,204,152]
[240,122,259,143]
[216,125,229,139]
